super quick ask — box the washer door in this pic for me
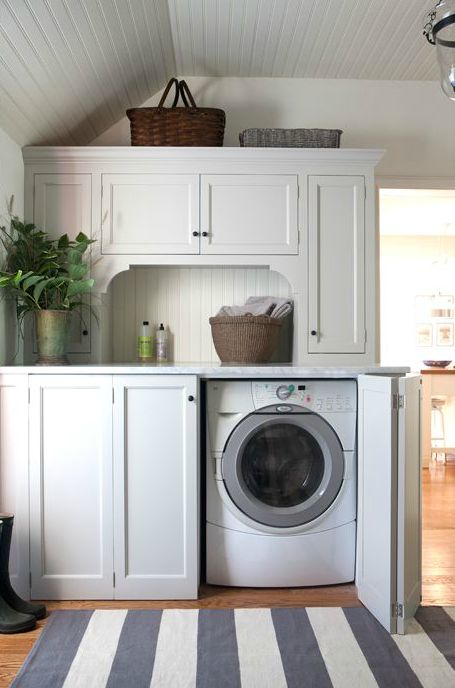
[222,408,345,528]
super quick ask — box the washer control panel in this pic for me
[252,380,356,413]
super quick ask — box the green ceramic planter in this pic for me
[35,310,70,365]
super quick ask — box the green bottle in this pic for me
[138,321,153,362]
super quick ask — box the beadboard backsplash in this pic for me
[110,267,292,363]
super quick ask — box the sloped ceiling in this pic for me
[0,0,438,147]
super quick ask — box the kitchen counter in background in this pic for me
[0,363,410,378]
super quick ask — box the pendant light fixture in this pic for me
[424,0,455,99]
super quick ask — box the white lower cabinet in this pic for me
[0,375,30,600]
[357,374,421,633]
[29,376,114,599]
[113,375,199,599]
[28,374,199,600]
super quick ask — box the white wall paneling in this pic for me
[0,0,175,146]
[0,2,439,147]
[110,266,292,363]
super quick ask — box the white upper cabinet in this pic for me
[308,175,366,354]
[101,174,199,255]
[33,174,92,354]
[101,172,298,256]
[200,174,298,255]
[23,148,383,364]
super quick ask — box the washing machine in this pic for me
[206,379,357,587]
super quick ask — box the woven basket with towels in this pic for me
[209,297,292,363]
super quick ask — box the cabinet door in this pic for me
[34,174,92,354]
[113,375,198,599]
[200,174,298,254]
[0,375,29,600]
[29,375,113,599]
[356,374,421,634]
[101,174,199,254]
[308,176,365,353]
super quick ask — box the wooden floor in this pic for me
[0,464,454,687]
[422,462,455,605]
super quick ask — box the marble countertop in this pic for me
[0,363,411,378]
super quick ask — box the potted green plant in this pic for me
[0,214,95,364]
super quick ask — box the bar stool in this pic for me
[431,396,447,463]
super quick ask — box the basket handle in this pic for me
[157,78,180,109]
[178,80,198,108]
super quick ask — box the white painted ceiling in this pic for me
[0,0,439,146]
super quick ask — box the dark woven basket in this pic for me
[209,315,282,363]
[127,79,225,146]
[239,128,342,148]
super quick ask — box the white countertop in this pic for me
[0,363,410,378]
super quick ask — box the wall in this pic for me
[380,235,455,371]
[91,76,455,178]
[0,127,24,365]
[110,266,291,363]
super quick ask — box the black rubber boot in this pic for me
[0,515,46,621]
[0,595,36,634]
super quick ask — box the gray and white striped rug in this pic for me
[11,606,455,687]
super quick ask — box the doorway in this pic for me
[379,186,455,605]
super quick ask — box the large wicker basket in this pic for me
[239,127,342,148]
[127,79,225,146]
[209,315,282,363]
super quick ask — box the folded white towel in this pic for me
[216,296,293,319]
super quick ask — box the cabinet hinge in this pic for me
[392,602,403,618]
[392,394,405,409]
[29,571,32,588]
[113,571,116,588]
[112,388,114,404]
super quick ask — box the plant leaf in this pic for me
[68,263,88,280]
[23,275,45,291]
[66,278,95,298]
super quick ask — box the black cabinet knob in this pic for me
[82,329,89,336]
[188,395,195,402]
[192,231,199,237]
[201,231,208,237]
[310,330,317,336]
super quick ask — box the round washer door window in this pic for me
[222,410,345,528]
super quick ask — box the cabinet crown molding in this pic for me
[22,146,385,166]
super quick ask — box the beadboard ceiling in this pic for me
[0,0,438,146]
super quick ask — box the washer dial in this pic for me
[276,384,295,400]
